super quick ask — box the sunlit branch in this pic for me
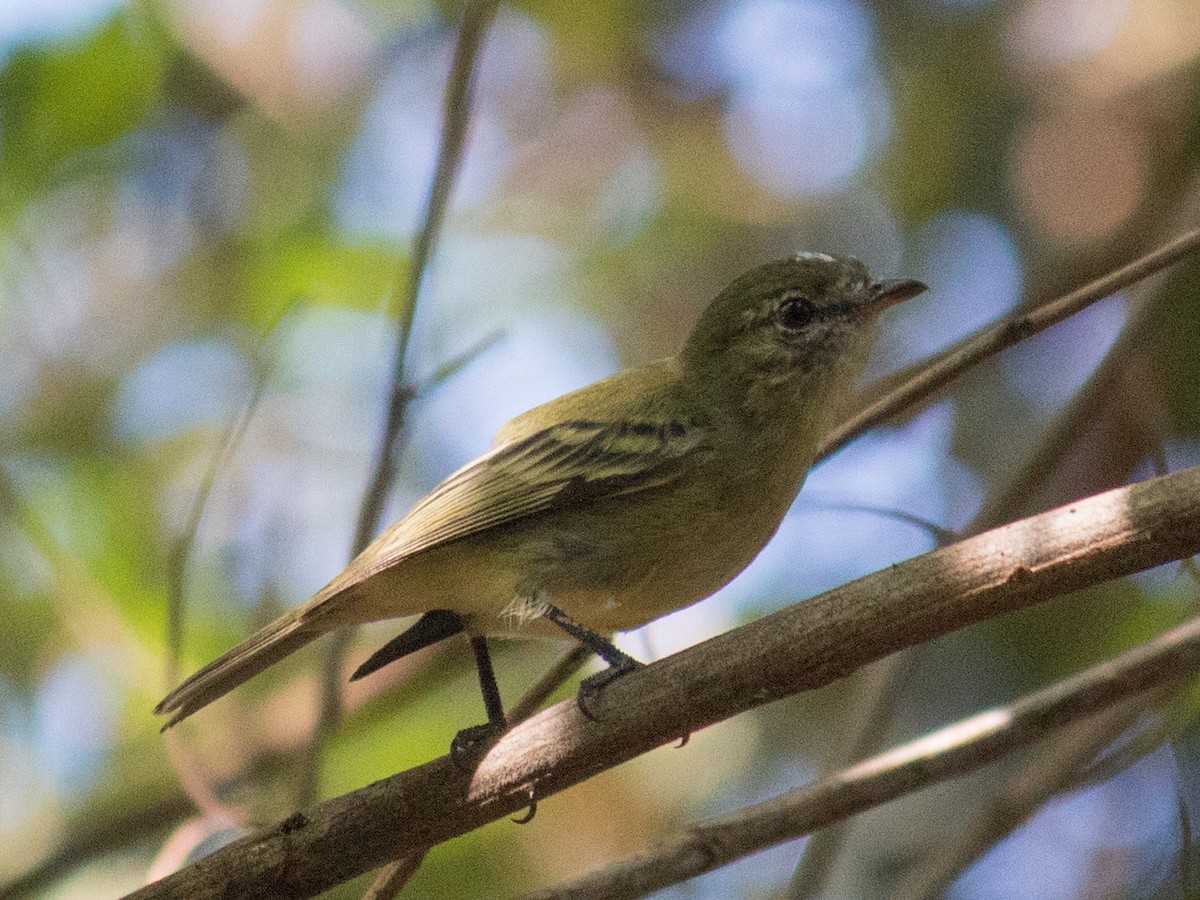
[124,464,1200,899]
[889,690,1169,900]
[858,199,1200,897]
[789,227,1200,895]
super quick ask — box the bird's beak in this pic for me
[867,278,927,314]
[859,278,927,321]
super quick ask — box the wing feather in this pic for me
[343,417,707,585]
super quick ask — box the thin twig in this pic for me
[347,338,511,900]
[889,689,1169,900]
[1075,707,1173,790]
[787,510,963,898]
[165,302,299,687]
[785,651,921,899]
[508,644,594,724]
[871,214,1200,896]
[302,0,502,808]
[17,318,499,899]
[969,299,1162,535]
[124,465,1200,899]
[521,622,1200,900]
[360,850,429,900]
[353,0,502,562]
[0,477,237,898]
[415,327,505,401]
[816,228,1200,463]
[0,796,196,900]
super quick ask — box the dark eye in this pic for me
[777,293,816,331]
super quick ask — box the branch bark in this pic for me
[888,692,1165,900]
[523,624,1200,900]
[125,464,1200,899]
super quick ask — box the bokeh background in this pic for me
[2,0,1200,897]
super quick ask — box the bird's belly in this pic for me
[502,485,788,635]
[341,468,799,640]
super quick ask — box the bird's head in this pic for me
[679,252,926,427]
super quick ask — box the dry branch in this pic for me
[125,464,1200,899]
[786,226,1200,895]
[888,692,1166,900]
[525,625,1200,900]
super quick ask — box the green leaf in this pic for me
[0,12,166,210]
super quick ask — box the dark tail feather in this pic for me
[350,610,464,682]
[155,611,321,729]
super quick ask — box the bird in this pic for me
[156,252,926,754]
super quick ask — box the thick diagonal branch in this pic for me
[126,464,1200,900]
[524,625,1199,900]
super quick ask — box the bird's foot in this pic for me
[576,658,645,722]
[450,721,506,768]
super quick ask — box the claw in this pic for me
[512,794,538,824]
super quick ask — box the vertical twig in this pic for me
[785,651,921,899]
[297,0,502,812]
[351,0,500,558]
[164,302,299,687]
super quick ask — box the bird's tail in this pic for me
[155,609,323,729]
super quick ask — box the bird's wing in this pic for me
[339,415,708,586]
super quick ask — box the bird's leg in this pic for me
[457,634,540,822]
[472,634,508,730]
[450,634,510,766]
[350,613,511,768]
[540,602,644,721]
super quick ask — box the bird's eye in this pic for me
[777,293,816,331]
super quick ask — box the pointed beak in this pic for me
[866,278,927,316]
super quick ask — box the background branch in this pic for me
[164,298,301,688]
[787,220,1200,896]
[784,650,922,899]
[5,8,1196,899]
[816,228,1200,463]
[889,690,1169,900]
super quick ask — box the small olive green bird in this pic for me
[156,253,925,746]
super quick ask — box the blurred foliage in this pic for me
[1,0,1199,898]
[0,17,166,214]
